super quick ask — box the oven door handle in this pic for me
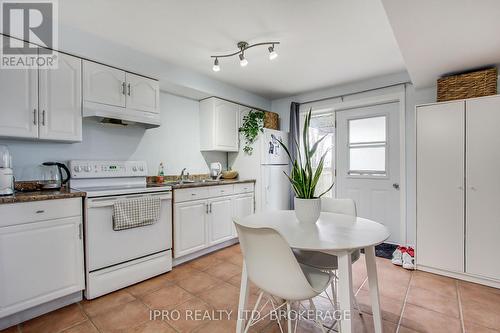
[87,193,171,208]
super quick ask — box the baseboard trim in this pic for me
[417,265,500,289]
[0,292,82,330]
[173,238,239,266]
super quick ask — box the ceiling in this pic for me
[58,0,406,100]
[382,0,500,88]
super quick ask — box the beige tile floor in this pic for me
[2,244,500,333]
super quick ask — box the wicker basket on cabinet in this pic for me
[263,111,279,130]
[437,68,497,102]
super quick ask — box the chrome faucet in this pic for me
[179,168,188,182]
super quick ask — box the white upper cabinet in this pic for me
[0,38,38,139]
[126,73,160,114]
[0,40,81,142]
[83,61,126,108]
[39,52,82,142]
[200,97,239,152]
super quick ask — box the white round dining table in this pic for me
[235,210,390,333]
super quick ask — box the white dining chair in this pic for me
[234,221,333,333]
[292,198,361,311]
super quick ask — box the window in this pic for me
[307,112,335,197]
[348,116,387,176]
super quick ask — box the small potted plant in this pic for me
[278,109,333,223]
[239,109,265,154]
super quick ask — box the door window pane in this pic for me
[349,116,386,143]
[348,115,387,176]
[349,146,385,172]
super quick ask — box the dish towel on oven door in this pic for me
[113,197,161,231]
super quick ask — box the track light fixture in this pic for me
[212,58,220,72]
[239,53,248,67]
[268,44,278,60]
[210,41,280,72]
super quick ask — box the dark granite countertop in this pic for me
[0,188,86,204]
[148,179,255,190]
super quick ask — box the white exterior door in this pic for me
[466,96,500,280]
[174,200,207,258]
[83,61,126,107]
[208,197,233,245]
[125,73,159,114]
[214,101,239,150]
[416,102,465,273]
[39,52,82,142]
[232,194,254,236]
[0,216,84,318]
[0,39,38,139]
[336,102,402,244]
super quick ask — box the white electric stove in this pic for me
[69,160,173,299]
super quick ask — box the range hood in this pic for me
[83,102,161,129]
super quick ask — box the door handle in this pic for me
[127,83,131,96]
[33,109,37,125]
[122,82,126,95]
[206,203,209,214]
[392,183,400,190]
[209,203,212,213]
[42,110,46,126]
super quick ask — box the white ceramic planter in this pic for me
[294,197,321,224]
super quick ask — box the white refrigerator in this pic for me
[229,128,290,212]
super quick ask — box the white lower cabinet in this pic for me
[232,194,254,237]
[208,197,234,245]
[174,200,208,258]
[173,184,254,259]
[0,198,84,318]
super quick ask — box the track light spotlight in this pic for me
[212,58,220,72]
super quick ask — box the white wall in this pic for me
[271,73,436,246]
[1,92,226,180]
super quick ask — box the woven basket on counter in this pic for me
[263,111,279,130]
[437,68,497,102]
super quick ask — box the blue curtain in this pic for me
[289,102,300,208]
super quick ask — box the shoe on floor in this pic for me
[402,247,415,270]
[391,246,406,266]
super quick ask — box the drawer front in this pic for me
[234,183,254,194]
[208,185,234,198]
[0,198,82,227]
[174,187,209,203]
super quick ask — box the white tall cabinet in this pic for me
[465,97,500,280]
[416,95,500,286]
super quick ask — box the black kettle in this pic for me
[38,162,71,190]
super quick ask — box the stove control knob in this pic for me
[84,165,91,172]
[73,165,81,172]
[132,166,138,172]
[139,165,144,172]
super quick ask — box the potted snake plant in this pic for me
[278,109,333,223]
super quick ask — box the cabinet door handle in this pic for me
[79,223,83,239]
[209,203,212,213]
[42,110,46,126]
[127,83,131,96]
[122,82,126,95]
[33,109,37,125]
[35,210,45,214]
